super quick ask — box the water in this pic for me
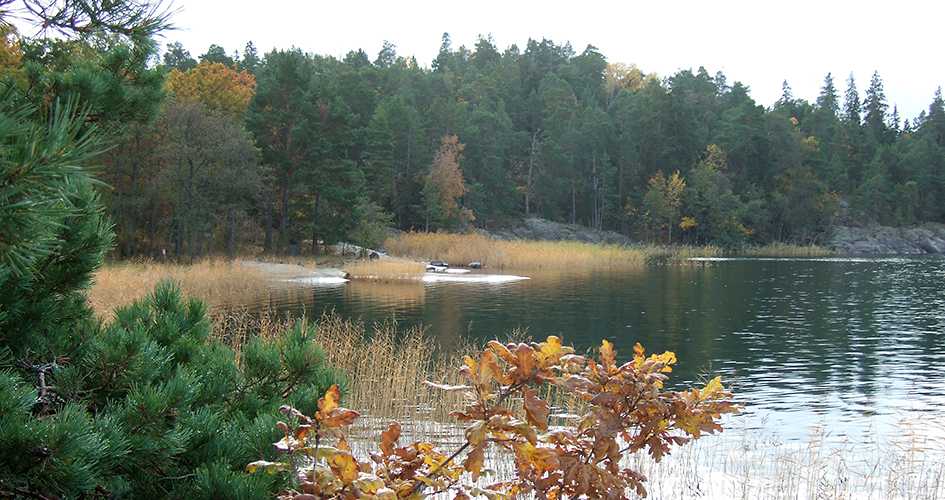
[242,255,945,444]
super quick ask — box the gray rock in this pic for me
[485,218,633,246]
[830,223,945,254]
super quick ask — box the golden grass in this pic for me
[87,258,319,319]
[382,232,660,270]
[209,308,585,442]
[342,257,427,283]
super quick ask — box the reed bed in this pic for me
[382,232,662,269]
[343,257,427,283]
[88,258,332,318]
[633,415,945,499]
[151,303,945,499]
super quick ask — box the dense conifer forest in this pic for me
[90,35,945,253]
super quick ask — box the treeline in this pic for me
[90,36,945,254]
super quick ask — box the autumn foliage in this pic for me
[166,61,257,116]
[250,337,739,499]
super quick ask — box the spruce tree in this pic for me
[843,72,861,124]
[816,72,839,116]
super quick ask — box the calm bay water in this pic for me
[248,255,945,443]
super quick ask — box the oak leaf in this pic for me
[328,450,359,485]
[316,385,342,418]
[464,443,486,481]
[522,387,550,430]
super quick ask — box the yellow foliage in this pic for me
[700,144,728,172]
[0,18,22,81]
[166,62,256,116]
[424,135,468,220]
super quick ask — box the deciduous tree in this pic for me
[422,135,468,230]
[166,61,257,116]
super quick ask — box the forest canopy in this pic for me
[90,34,945,253]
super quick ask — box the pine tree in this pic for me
[1,2,344,498]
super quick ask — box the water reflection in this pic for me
[225,256,945,444]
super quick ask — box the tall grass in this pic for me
[88,258,343,319]
[634,415,945,499]
[343,257,426,283]
[382,232,663,269]
[90,259,271,317]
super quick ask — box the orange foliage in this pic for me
[252,338,739,499]
[0,19,22,81]
[425,135,468,217]
[166,62,256,116]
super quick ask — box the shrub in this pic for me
[251,338,739,499]
[1,280,344,499]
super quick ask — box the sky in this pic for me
[20,0,945,121]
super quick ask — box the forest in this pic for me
[20,30,945,255]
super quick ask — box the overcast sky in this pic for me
[34,0,945,120]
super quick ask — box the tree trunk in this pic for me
[311,193,321,255]
[148,197,157,256]
[127,144,140,257]
[526,129,539,217]
[277,178,290,255]
[591,154,600,230]
[264,188,274,251]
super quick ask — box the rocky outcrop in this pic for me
[830,223,945,254]
[483,218,633,245]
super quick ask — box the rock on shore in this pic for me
[830,223,945,254]
[483,218,633,245]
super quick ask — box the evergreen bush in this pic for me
[0,2,345,497]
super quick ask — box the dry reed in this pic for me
[201,307,945,499]
[382,232,658,270]
[342,257,426,283]
[633,414,945,499]
[88,258,327,319]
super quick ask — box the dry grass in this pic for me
[633,415,945,499]
[343,257,426,283]
[87,258,335,319]
[210,308,585,447]
[382,232,660,270]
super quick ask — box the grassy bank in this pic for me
[745,242,836,256]
[342,257,426,283]
[87,256,337,318]
[87,237,835,311]
[382,232,674,269]
[380,232,833,270]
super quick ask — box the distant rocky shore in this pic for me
[829,223,945,254]
[482,218,633,245]
[481,217,945,255]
